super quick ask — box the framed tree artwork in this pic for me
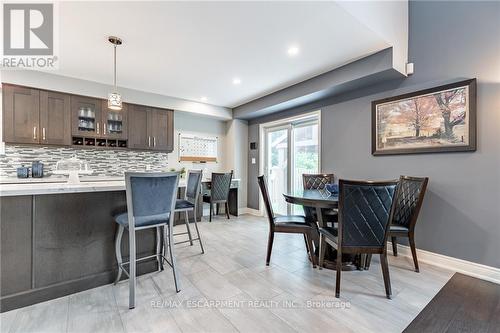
[372,79,476,155]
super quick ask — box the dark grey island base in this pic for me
[0,187,238,312]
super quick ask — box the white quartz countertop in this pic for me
[0,177,240,197]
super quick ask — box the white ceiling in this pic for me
[53,1,390,108]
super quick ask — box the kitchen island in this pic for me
[0,177,239,312]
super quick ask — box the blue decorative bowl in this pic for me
[325,183,339,194]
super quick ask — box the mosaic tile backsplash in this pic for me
[0,145,169,177]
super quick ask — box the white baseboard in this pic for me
[389,243,500,285]
[239,207,262,216]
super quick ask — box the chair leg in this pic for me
[364,254,372,270]
[166,224,181,292]
[335,249,342,298]
[409,232,420,272]
[184,211,193,246]
[225,202,230,219]
[192,208,205,254]
[266,230,274,266]
[114,225,124,284]
[318,233,326,270]
[216,203,220,216]
[128,225,136,309]
[305,233,316,268]
[391,236,398,256]
[209,202,213,222]
[380,252,392,299]
[359,254,367,271]
[156,227,163,271]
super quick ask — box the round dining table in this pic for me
[283,189,361,271]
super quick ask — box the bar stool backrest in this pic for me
[338,179,398,249]
[125,172,179,227]
[210,172,233,202]
[185,170,203,202]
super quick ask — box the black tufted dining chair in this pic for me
[319,179,398,299]
[258,175,317,268]
[302,173,337,223]
[389,176,429,272]
[302,173,334,190]
[203,171,233,222]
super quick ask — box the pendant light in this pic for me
[107,36,122,110]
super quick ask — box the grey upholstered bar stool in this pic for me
[114,172,180,309]
[174,170,204,253]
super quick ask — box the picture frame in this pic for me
[372,79,476,156]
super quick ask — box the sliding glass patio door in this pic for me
[264,114,320,215]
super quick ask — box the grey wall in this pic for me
[247,1,500,268]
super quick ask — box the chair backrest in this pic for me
[210,171,233,201]
[392,176,429,231]
[338,179,398,249]
[257,175,275,226]
[125,172,179,228]
[303,173,334,190]
[185,169,203,201]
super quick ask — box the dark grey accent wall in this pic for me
[247,123,260,208]
[247,1,500,268]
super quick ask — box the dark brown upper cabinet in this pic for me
[3,84,173,151]
[3,85,40,144]
[150,108,174,152]
[71,95,102,138]
[128,105,174,152]
[3,85,71,146]
[128,104,150,149]
[40,91,71,145]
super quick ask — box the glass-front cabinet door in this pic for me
[71,96,102,137]
[102,101,128,140]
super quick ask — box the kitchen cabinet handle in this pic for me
[96,122,100,135]
[153,136,156,147]
[148,136,151,147]
[103,123,106,135]
[42,128,46,141]
[33,126,37,140]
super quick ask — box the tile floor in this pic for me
[0,215,455,333]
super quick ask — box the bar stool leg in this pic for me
[162,225,168,266]
[156,227,163,271]
[128,225,137,309]
[185,211,193,246]
[114,225,124,284]
[167,223,181,292]
[192,207,205,254]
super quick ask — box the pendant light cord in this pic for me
[113,44,117,89]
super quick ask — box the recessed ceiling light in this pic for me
[200,96,207,102]
[233,78,241,85]
[287,45,300,56]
